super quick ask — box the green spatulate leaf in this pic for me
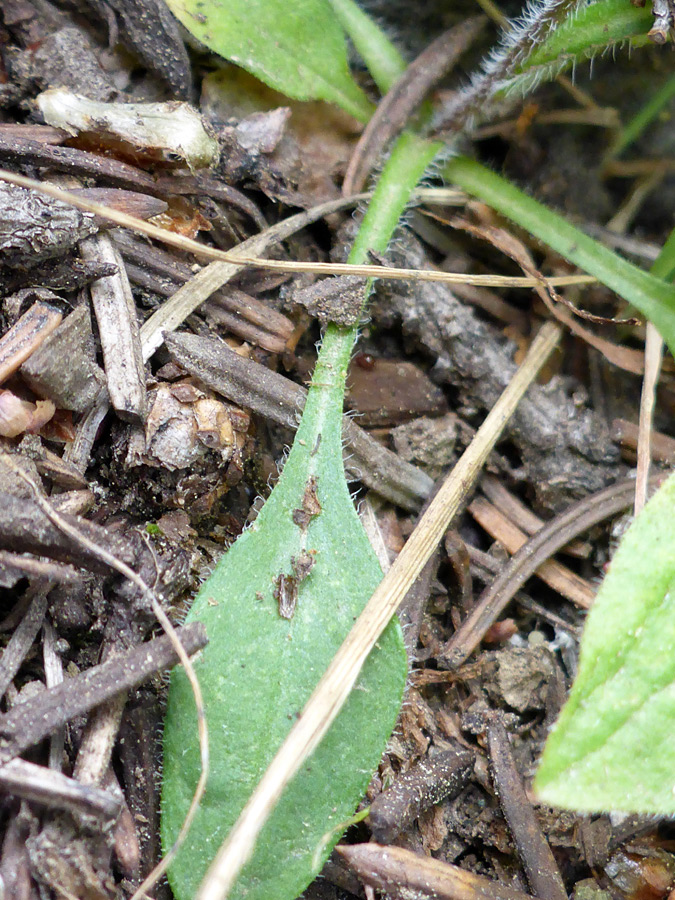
[163,0,373,121]
[535,473,675,813]
[161,132,436,900]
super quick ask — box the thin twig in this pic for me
[193,321,561,900]
[635,322,664,514]
[441,474,668,669]
[446,212,647,375]
[343,19,484,194]
[488,716,567,900]
[468,496,595,606]
[480,475,590,558]
[0,454,208,900]
[139,194,379,359]
[612,417,675,463]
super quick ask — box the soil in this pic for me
[0,2,674,900]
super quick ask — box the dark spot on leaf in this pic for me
[292,475,321,530]
[273,552,316,620]
[292,550,316,583]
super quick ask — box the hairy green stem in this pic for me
[328,0,406,93]
[292,130,438,475]
[433,0,586,138]
[523,0,652,75]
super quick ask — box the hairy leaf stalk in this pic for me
[433,0,588,139]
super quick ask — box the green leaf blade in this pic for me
[161,130,436,900]
[164,0,373,121]
[535,473,675,813]
[161,429,408,900]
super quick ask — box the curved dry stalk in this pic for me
[0,169,595,300]
[193,321,561,900]
[0,454,208,900]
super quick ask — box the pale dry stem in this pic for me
[0,170,594,308]
[635,322,664,514]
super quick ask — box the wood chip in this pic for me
[468,496,595,608]
[337,842,537,900]
[0,297,63,386]
[0,586,47,700]
[80,233,147,422]
[346,358,448,426]
[0,758,120,820]
[20,304,106,414]
[368,746,474,843]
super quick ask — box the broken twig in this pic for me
[337,842,536,900]
[488,716,567,900]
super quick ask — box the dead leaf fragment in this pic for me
[141,382,248,470]
[274,573,298,620]
[292,475,321,529]
[0,391,56,437]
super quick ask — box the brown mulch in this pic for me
[0,2,674,900]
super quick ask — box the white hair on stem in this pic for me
[434,0,590,137]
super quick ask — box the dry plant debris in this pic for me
[0,2,673,900]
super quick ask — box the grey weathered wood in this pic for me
[21,304,106,413]
[80,233,146,422]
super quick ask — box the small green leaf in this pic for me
[161,132,437,900]
[163,0,373,121]
[535,473,675,813]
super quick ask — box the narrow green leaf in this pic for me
[445,156,675,356]
[161,132,437,900]
[604,73,675,162]
[163,0,373,121]
[535,473,675,813]
[651,227,675,282]
[328,0,407,94]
